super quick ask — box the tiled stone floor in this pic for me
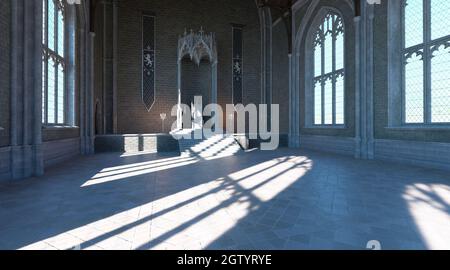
[0,148,449,250]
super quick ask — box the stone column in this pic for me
[259,7,272,116]
[288,52,300,148]
[100,0,114,134]
[10,0,44,179]
[32,0,44,176]
[66,6,76,127]
[88,32,96,154]
[354,15,362,158]
[80,1,95,155]
[211,62,218,132]
[288,4,301,148]
[112,0,118,134]
[177,59,182,130]
[366,4,375,159]
[357,1,375,160]
[79,25,87,154]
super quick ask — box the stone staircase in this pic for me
[177,132,243,159]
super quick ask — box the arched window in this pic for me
[403,0,450,124]
[42,0,66,125]
[312,12,345,126]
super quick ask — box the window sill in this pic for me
[386,125,450,131]
[304,125,347,129]
[42,125,79,130]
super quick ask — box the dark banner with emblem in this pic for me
[232,25,244,105]
[142,14,155,111]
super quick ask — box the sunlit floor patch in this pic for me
[82,157,199,187]
[404,183,450,249]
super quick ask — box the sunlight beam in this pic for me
[82,159,199,187]
[404,183,450,250]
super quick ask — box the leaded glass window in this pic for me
[42,0,66,125]
[312,13,345,126]
[403,0,450,124]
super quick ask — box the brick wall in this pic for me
[272,20,290,134]
[94,4,104,134]
[115,0,262,134]
[181,59,212,107]
[0,0,11,147]
[42,127,81,142]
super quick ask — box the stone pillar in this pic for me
[177,59,182,130]
[10,0,43,179]
[79,24,87,154]
[288,4,301,148]
[80,1,96,155]
[354,15,362,158]
[259,7,272,116]
[356,1,375,160]
[112,0,118,134]
[66,6,76,127]
[88,32,96,154]
[10,0,21,179]
[288,52,300,148]
[100,0,114,134]
[211,62,218,132]
[366,4,375,159]
[32,0,44,176]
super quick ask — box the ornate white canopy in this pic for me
[176,27,218,130]
[178,28,218,65]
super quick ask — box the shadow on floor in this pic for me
[0,148,449,250]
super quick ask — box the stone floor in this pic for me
[0,148,449,250]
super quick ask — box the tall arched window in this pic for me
[403,0,450,124]
[312,12,345,126]
[42,0,66,125]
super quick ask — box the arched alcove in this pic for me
[181,58,212,128]
[176,28,218,130]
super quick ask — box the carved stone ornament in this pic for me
[178,27,218,65]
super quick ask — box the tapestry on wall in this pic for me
[232,24,244,105]
[142,14,156,111]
